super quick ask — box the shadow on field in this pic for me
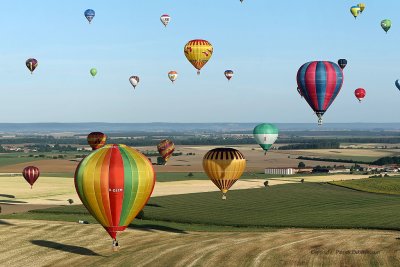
[0,194,15,198]
[0,220,14,226]
[145,203,162,208]
[129,224,187,234]
[30,240,102,256]
[0,200,27,204]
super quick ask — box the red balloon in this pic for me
[354,88,366,103]
[22,166,40,189]
[87,132,107,150]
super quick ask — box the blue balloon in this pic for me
[84,9,95,23]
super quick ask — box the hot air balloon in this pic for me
[354,88,366,103]
[157,139,175,164]
[297,61,344,125]
[203,148,246,200]
[90,68,97,77]
[74,144,156,246]
[350,6,361,19]
[357,3,366,13]
[338,59,347,70]
[160,14,170,27]
[297,87,303,98]
[22,166,40,189]
[395,80,400,91]
[84,9,95,24]
[129,76,140,89]
[168,71,178,83]
[381,19,391,33]
[26,58,38,74]
[184,39,213,75]
[87,132,107,150]
[224,70,234,81]
[253,124,279,155]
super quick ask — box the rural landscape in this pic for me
[1,123,400,266]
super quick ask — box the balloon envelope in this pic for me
[354,88,366,102]
[224,70,234,81]
[357,3,366,13]
[74,144,156,240]
[381,19,391,33]
[350,6,360,18]
[395,80,400,91]
[22,166,40,188]
[157,139,175,162]
[26,58,38,74]
[129,76,140,88]
[337,59,347,70]
[90,68,97,77]
[202,148,246,199]
[296,61,344,125]
[160,14,170,27]
[253,124,279,154]
[168,71,178,83]
[87,132,107,150]
[84,9,95,23]
[184,39,213,75]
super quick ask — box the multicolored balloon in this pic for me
[22,166,40,189]
[87,132,107,150]
[350,6,361,19]
[26,58,38,74]
[84,9,95,24]
[253,124,279,155]
[168,71,178,83]
[160,14,171,27]
[224,70,234,81]
[184,39,213,75]
[296,61,344,125]
[129,76,140,89]
[157,139,175,164]
[203,148,246,200]
[338,59,347,70]
[357,3,366,13]
[90,68,97,77]
[381,19,391,33]
[74,144,156,243]
[354,88,366,103]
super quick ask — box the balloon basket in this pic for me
[112,239,120,252]
[222,194,227,200]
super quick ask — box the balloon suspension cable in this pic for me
[358,100,361,103]
[222,193,227,200]
[30,185,32,189]
[264,151,267,156]
[318,117,323,125]
[197,70,200,75]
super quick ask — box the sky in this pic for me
[0,1,399,123]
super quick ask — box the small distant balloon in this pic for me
[338,59,347,70]
[160,14,171,27]
[87,132,107,150]
[357,3,366,13]
[350,6,361,19]
[168,71,178,83]
[224,70,234,81]
[22,166,40,189]
[129,76,140,88]
[90,68,97,77]
[157,139,175,164]
[381,19,391,33]
[395,80,400,91]
[354,88,366,103]
[84,9,95,24]
[26,58,38,74]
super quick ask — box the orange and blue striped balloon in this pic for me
[74,144,156,240]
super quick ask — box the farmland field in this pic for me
[330,177,400,195]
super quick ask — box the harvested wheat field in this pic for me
[0,219,399,267]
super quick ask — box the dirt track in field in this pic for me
[0,219,399,267]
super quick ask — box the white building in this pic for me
[264,168,295,175]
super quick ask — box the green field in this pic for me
[3,182,400,231]
[329,177,400,195]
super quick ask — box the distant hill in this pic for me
[1,123,400,134]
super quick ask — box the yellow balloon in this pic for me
[202,148,246,199]
[184,39,213,75]
[350,6,361,18]
[357,3,366,13]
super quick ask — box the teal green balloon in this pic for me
[381,19,391,33]
[90,68,97,77]
[253,123,279,154]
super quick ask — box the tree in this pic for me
[298,162,306,168]
[187,172,194,177]
[67,199,74,205]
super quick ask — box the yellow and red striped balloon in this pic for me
[74,144,156,241]
[157,139,175,163]
[184,39,213,75]
[202,148,246,199]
